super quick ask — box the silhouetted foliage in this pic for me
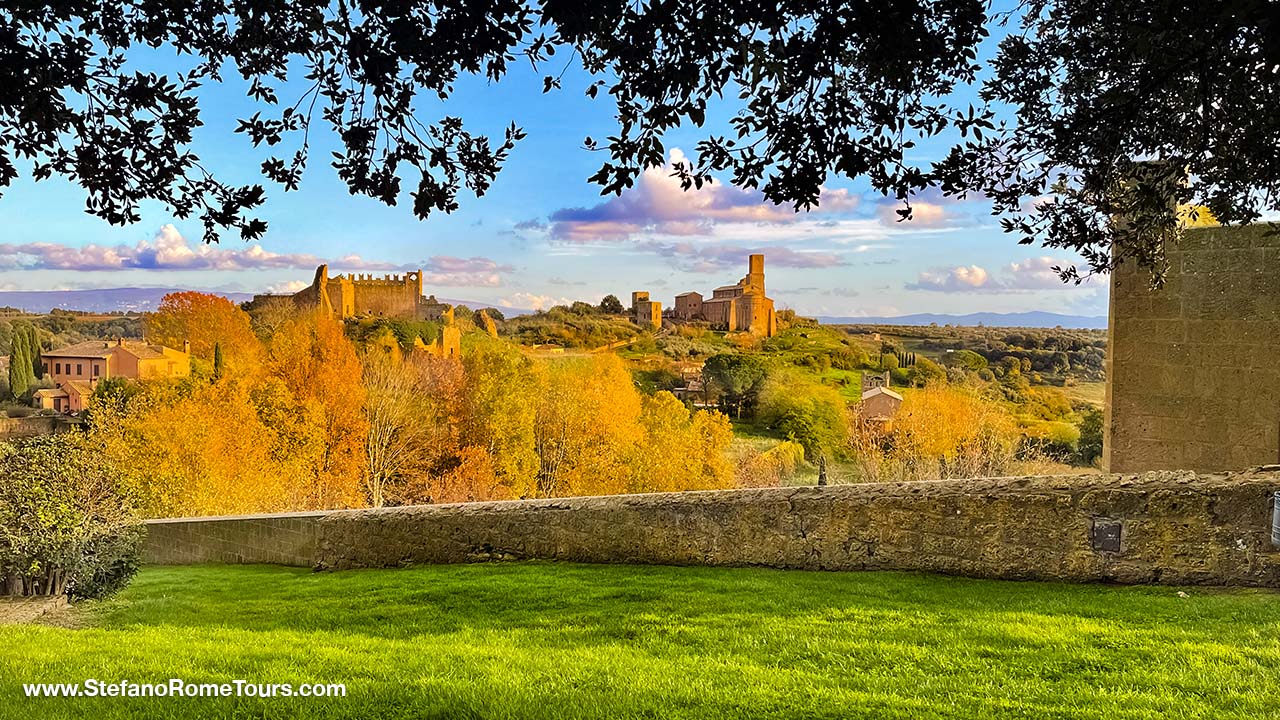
[3,1,1276,276]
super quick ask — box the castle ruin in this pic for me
[282,264,455,324]
[253,264,461,359]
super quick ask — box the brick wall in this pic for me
[144,470,1280,587]
[1106,225,1280,472]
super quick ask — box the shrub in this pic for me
[0,434,143,599]
[734,440,806,487]
[1076,406,1104,466]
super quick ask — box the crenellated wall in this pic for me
[144,470,1280,587]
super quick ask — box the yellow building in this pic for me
[34,339,191,414]
[630,291,662,330]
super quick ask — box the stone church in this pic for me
[669,254,778,337]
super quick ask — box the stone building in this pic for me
[263,264,455,324]
[1105,223,1280,472]
[670,254,778,336]
[858,371,902,424]
[34,339,191,414]
[631,291,662,330]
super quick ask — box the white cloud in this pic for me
[266,280,310,294]
[500,292,573,311]
[907,257,1088,293]
[1004,257,1072,289]
[0,226,516,288]
[908,265,994,292]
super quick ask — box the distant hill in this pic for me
[0,288,255,314]
[816,311,1107,329]
[0,287,531,316]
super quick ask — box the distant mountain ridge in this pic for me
[0,287,530,315]
[816,311,1107,329]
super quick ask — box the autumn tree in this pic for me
[86,378,297,517]
[267,311,368,509]
[145,292,259,371]
[629,392,735,493]
[458,340,540,500]
[850,385,1021,482]
[534,355,642,498]
[361,349,432,507]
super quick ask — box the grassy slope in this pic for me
[4,563,1280,719]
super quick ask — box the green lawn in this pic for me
[4,563,1280,719]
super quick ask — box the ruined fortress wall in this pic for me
[347,275,421,317]
[144,471,1280,587]
[1106,225,1280,473]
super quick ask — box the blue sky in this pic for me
[0,25,1109,317]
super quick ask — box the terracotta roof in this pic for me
[33,388,67,398]
[675,291,702,298]
[45,339,184,360]
[861,386,904,402]
[44,340,115,358]
[120,342,168,360]
[63,380,94,396]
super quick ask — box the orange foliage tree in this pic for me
[266,311,368,509]
[144,291,259,371]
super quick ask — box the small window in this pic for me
[76,363,82,375]
[93,364,101,377]
[54,362,61,374]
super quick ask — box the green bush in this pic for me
[756,372,850,461]
[0,434,143,599]
[1076,406,1104,466]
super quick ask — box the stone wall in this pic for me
[0,414,69,441]
[144,470,1280,587]
[1106,225,1280,472]
[143,511,327,566]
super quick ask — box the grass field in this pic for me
[1064,381,1107,408]
[4,563,1279,719]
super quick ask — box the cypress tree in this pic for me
[213,342,224,379]
[26,324,43,379]
[9,328,30,399]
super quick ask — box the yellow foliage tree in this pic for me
[629,391,735,493]
[458,339,540,500]
[86,378,298,517]
[850,385,1021,482]
[534,355,642,498]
